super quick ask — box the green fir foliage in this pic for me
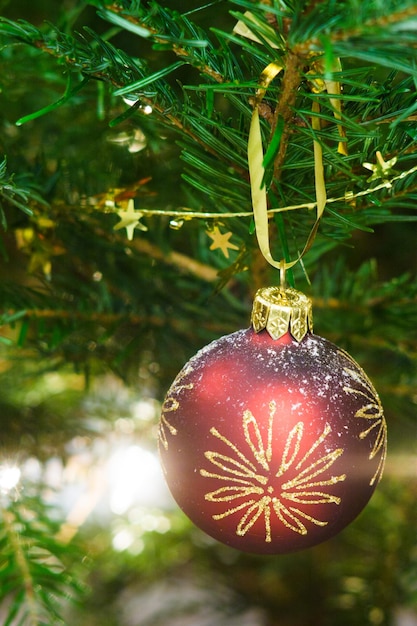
[0,492,84,625]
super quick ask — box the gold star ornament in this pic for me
[206,226,239,258]
[363,151,398,183]
[114,199,147,240]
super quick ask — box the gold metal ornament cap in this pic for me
[251,286,313,342]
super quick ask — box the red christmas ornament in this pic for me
[159,287,387,554]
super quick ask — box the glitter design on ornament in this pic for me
[159,366,194,451]
[342,361,387,486]
[200,401,346,542]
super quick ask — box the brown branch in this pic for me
[85,220,221,283]
[264,2,417,181]
[270,49,305,182]
[18,308,238,337]
[328,4,417,43]
[105,3,225,84]
[106,3,224,83]
[131,237,219,283]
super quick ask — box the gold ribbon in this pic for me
[310,57,347,156]
[248,61,328,276]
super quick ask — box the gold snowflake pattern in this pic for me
[200,401,346,543]
[159,366,194,451]
[342,358,387,486]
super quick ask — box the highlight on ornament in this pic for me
[158,286,387,555]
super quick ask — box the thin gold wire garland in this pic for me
[114,166,417,220]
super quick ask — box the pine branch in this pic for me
[0,158,48,226]
[0,19,251,179]
[96,1,226,83]
[1,509,39,626]
[10,307,238,338]
[0,495,84,625]
[269,50,304,182]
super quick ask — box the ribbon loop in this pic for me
[248,61,328,273]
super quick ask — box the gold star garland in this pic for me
[113,198,148,240]
[106,164,417,226]
[363,151,398,184]
[206,225,239,259]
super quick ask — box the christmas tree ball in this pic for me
[159,287,387,554]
